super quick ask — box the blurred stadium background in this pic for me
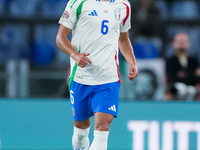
[0,0,200,150]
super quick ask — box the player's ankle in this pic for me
[89,130,109,150]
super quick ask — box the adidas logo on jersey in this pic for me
[89,10,98,16]
[110,0,115,3]
[108,105,116,112]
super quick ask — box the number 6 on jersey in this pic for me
[101,20,109,35]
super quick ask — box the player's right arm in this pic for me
[56,25,91,68]
[56,0,91,68]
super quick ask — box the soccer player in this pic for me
[56,0,138,149]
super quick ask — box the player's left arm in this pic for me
[118,32,138,81]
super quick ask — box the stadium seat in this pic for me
[172,1,198,18]
[155,0,168,18]
[40,0,68,17]
[133,37,160,59]
[9,0,40,16]
[0,25,29,62]
[0,0,6,15]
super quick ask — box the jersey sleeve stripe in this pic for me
[122,2,130,26]
[69,63,78,91]
[76,0,87,20]
[115,50,121,84]
[68,48,81,91]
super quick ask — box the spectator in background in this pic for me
[132,0,160,20]
[130,0,162,59]
[165,33,200,100]
[165,83,198,101]
[131,0,161,37]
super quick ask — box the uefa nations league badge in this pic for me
[114,8,121,21]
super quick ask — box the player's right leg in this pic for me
[70,80,94,150]
[72,118,91,150]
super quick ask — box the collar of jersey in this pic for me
[95,0,115,3]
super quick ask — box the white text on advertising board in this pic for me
[128,121,200,150]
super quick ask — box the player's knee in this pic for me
[75,124,90,129]
[95,123,110,131]
[73,126,90,138]
[74,119,91,129]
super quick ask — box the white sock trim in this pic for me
[89,130,109,150]
[94,130,109,138]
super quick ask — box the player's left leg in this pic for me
[89,81,120,150]
[89,112,114,150]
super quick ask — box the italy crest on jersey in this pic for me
[114,8,121,21]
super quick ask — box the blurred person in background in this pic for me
[131,0,161,37]
[165,33,200,100]
[135,0,160,19]
[130,0,162,59]
[131,0,160,20]
[165,82,198,101]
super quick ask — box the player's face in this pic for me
[173,34,190,53]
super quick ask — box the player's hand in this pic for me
[127,65,138,81]
[73,53,92,68]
